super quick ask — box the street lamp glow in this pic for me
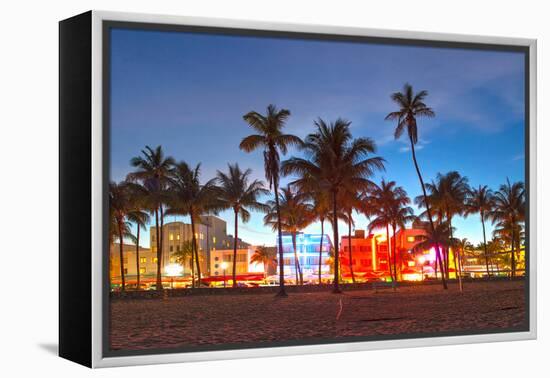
[220,262,228,270]
[165,263,184,277]
[418,256,426,264]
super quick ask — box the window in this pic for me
[123,268,128,274]
[169,246,173,252]
[169,233,174,241]
[214,256,219,261]
[153,257,158,263]
[140,257,147,263]
[123,257,128,264]
[139,267,146,274]
[170,257,175,263]
[176,245,180,252]
[407,236,415,243]
[215,264,219,269]
[213,236,216,244]
[176,234,180,240]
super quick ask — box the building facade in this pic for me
[109,243,156,286]
[276,233,333,282]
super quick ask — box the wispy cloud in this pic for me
[512,154,525,161]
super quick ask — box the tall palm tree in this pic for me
[165,162,220,287]
[264,185,313,284]
[489,179,525,278]
[109,181,137,292]
[385,83,447,289]
[424,171,469,287]
[413,221,454,278]
[466,185,495,276]
[240,104,303,297]
[127,146,175,291]
[282,118,385,293]
[366,181,414,282]
[250,246,277,280]
[126,185,150,290]
[216,163,269,287]
[364,180,409,282]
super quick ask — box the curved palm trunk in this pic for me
[449,220,463,292]
[386,224,394,282]
[190,214,202,287]
[118,222,126,292]
[347,211,355,284]
[391,224,398,282]
[274,179,287,297]
[332,189,341,293]
[154,208,162,291]
[292,232,303,285]
[135,224,141,289]
[510,224,516,279]
[232,210,239,288]
[480,213,491,277]
[318,219,324,285]
[160,204,165,286]
[408,134,447,289]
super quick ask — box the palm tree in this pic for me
[341,190,363,283]
[413,222,454,278]
[364,180,408,282]
[109,181,136,292]
[452,238,473,279]
[165,162,220,287]
[282,118,385,293]
[311,191,331,284]
[424,172,469,287]
[127,146,175,291]
[264,185,313,285]
[250,246,277,280]
[240,104,303,297]
[385,83,447,289]
[126,184,150,290]
[466,185,495,276]
[172,240,195,273]
[489,179,525,278]
[216,163,269,287]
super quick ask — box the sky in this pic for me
[109,27,526,248]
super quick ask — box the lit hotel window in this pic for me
[176,234,180,240]
[213,237,216,244]
[407,236,415,242]
[140,267,146,274]
[169,233,174,241]
[140,257,147,263]
[153,258,158,263]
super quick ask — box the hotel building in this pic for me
[276,233,333,281]
[109,243,156,286]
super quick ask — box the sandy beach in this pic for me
[110,280,527,352]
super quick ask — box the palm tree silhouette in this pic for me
[366,180,414,283]
[264,185,313,285]
[165,162,220,287]
[250,246,277,280]
[127,146,175,291]
[466,185,495,276]
[216,163,269,287]
[311,191,331,284]
[109,181,139,292]
[489,179,525,278]
[240,105,303,296]
[172,240,195,276]
[126,183,151,290]
[282,118,384,293]
[385,84,447,289]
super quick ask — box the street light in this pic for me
[221,262,228,288]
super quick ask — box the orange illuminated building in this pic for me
[340,226,428,281]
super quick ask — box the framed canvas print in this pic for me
[59,10,537,368]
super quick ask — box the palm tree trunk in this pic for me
[391,224,398,282]
[348,212,355,284]
[510,225,516,278]
[449,220,463,292]
[160,204,165,283]
[118,222,125,292]
[136,224,140,289]
[190,213,202,286]
[481,213,491,277]
[332,189,341,294]
[292,232,302,285]
[319,219,324,285]
[274,179,287,297]
[386,224,394,282]
[232,210,238,288]
[155,208,162,291]
[408,135,447,289]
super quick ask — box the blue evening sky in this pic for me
[109,28,525,248]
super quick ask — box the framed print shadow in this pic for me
[59,10,537,368]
